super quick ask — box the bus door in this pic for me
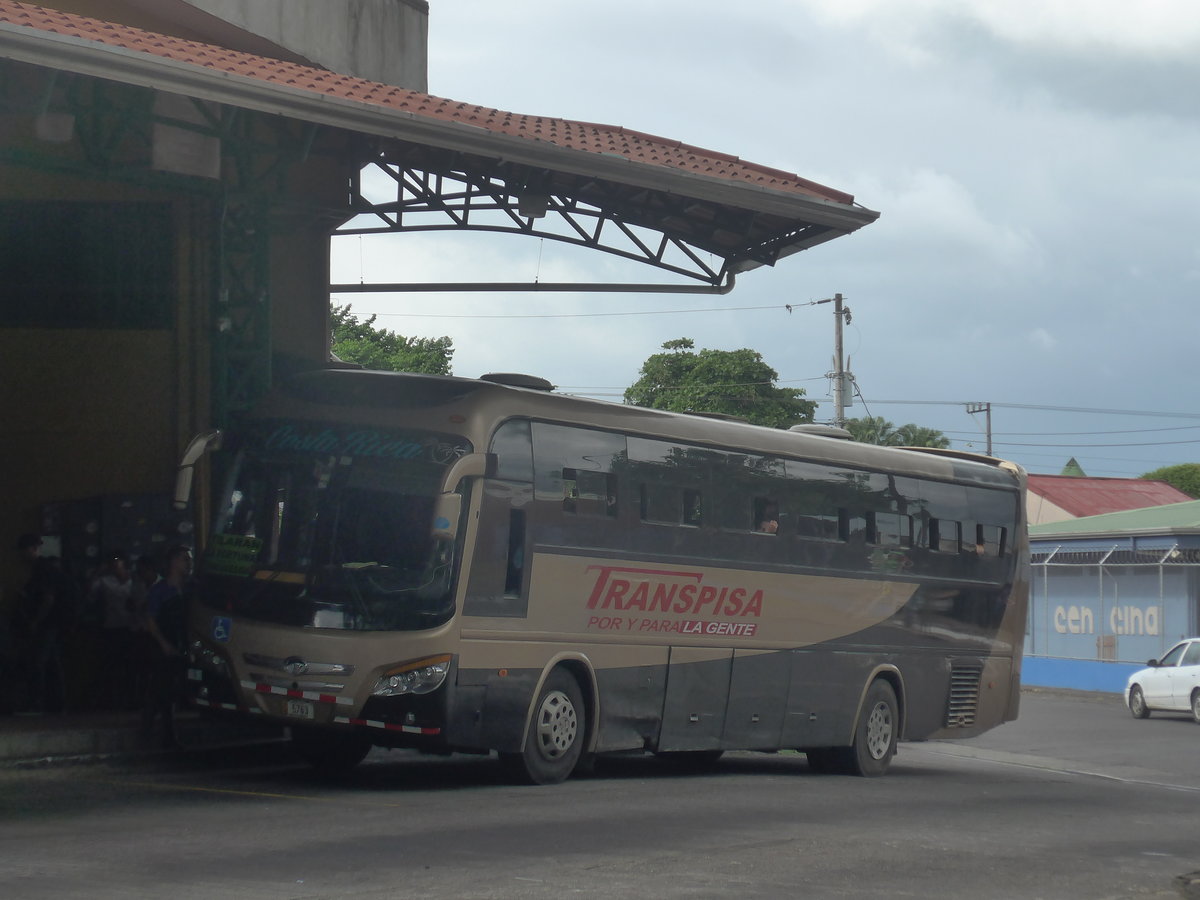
[462,480,531,619]
[657,646,733,751]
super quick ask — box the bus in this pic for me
[176,367,1029,783]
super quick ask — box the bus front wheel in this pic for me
[504,668,585,785]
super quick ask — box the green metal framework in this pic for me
[1,50,866,419]
[0,59,306,425]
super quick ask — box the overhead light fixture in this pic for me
[518,192,550,219]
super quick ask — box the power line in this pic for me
[336,302,799,320]
[939,424,1200,438]
[989,438,1200,449]
[867,399,1200,420]
[563,376,828,391]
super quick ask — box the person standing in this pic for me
[88,551,138,709]
[13,533,68,715]
[140,545,191,748]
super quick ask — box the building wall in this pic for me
[1026,493,1071,526]
[44,2,427,89]
[0,162,211,606]
[1026,565,1193,664]
[0,63,355,606]
[186,0,429,90]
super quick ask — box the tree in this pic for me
[624,338,816,428]
[846,416,950,449]
[330,303,453,374]
[845,416,898,445]
[1140,463,1200,499]
[893,422,951,450]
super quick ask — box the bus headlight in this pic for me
[371,655,451,697]
[189,640,230,675]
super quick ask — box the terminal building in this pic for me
[1026,501,1200,693]
[0,0,877,717]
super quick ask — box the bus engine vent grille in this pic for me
[946,665,983,728]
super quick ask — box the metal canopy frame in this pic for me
[1,16,879,298]
[332,144,837,292]
[1,13,879,423]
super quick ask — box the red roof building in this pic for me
[0,0,862,210]
[1026,475,1192,525]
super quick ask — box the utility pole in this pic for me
[966,402,993,455]
[818,293,851,427]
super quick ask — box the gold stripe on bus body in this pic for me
[455,636,668,671]
[515,552,918,650]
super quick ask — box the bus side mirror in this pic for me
[433,452,495,539]
[173,429,223,510]
[432,493,462,541]
[442,452,497,492]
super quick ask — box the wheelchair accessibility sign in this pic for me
[211,616,232,643]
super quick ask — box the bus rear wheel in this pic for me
[808,680,899,777]
[505,669,585,785]
[847,680,898,776]
[291,726,372,775]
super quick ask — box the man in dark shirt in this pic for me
[141,545,192,748]
[13,533,68,715]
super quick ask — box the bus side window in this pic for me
[563,468,616,517]
[562,468,579,514]
[872,512,912,548]
[976,524,1007,557]
[640,483,676,524]
[491,419,533,482]
[932,519,962,553]
[840,509,867,542]
[754,497,779,534]
[504,508,525,597]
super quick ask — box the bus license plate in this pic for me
[286,699,314,719]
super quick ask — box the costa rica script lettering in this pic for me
[585,565,763,618]
[263,424,427,461]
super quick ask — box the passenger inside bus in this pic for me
[756,499,779,534]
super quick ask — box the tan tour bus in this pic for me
[175,368,1029,783]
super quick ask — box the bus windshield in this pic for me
[199,421,472,631]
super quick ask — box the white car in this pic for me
[1126,638,1200,723]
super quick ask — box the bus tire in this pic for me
[506,668,585,785]
[291,726,372,774]
[845,679,899,777]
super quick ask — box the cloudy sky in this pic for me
[329,0,1200,479]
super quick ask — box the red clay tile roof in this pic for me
[0,1,856,206]
[1027,475,1192,519]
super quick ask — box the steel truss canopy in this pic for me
[0,2,880,290]
[337,136,877,291]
